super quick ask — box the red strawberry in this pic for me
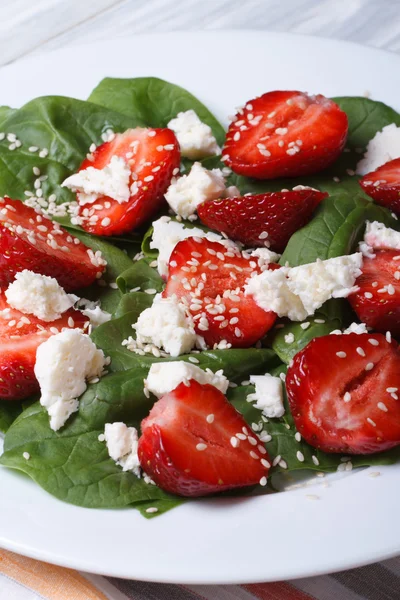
[198,189,326,252]
[0,198,105,291]
[223,91,348,179]
[163,237,276,348]
[138,379,270,497]
[286,333,400,454]
[360,158,400,215]
[0,292,89,401]
[75,128,180,236]
[348,250,400,337]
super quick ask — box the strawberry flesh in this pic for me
[138,379,270,497]
[0,197,105,291]
[76,128,180,236]
[360,158,400,216]
[0,293,89,400]
[286,333,400,454]
[163,237,276,348]
[223,91,348,179]
[349,250,400,337]
[198,189,326,252]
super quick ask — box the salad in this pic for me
[0,77,399,518]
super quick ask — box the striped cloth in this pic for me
[0,550,399,600]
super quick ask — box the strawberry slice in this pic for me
[223,91,348,179]
[0,293,89,401]
[198,189,326,252]
[0,198,105,291]
[163,237,276,348]
[138,379,270,497]
[75,128,180,236]
[360,158,400,215]
[286,333,400,454]
[348,250,400,337]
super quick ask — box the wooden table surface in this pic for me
[1,0,400,67]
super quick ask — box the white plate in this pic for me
[0,31,400,584]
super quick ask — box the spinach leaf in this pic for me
[117,258,163,294]
[72,230,134,315]
[0,401,23,433]
[0,106,16,128]
[280,192,400,267]
[0,378,180,510]
[0,96,142,172]
[89,77,225,147]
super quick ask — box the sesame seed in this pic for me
[336,351,347,358]
[145,507,159,514]
[356,347,366,357]
[387,387,398,393]
[386,331,392,343]
[378,402,388,412]
[368,339,379,346]
[272,455,281,467]
[196,443,207,451]
[364,292,373,299]
[236,433,246,440]
[258,231,269,240]
[259,476,267,486]
[98,433,105,442]
[343,392,351,402]
[295,432,301,442]
[367,417,377,427]
[300,322,310,330]
[248,436,258,446]
[314,318,325,324]
[101,217,111,227]
[368,471,381,478]
[365,362,374,371]
[206,414,215,423]
[230,437,239,448]
[296,451,305,462]
[23,452,30,460]
[285,333,295,344]
[145,288,157,294]
[312,455,319,466]
[261,458,271,468]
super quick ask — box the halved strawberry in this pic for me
[360,158,400,215]
[0,293,89,400]
[138,379,270,497]
[198,189,326,252]
[75,128,180,236]
[0,198,105,291]
[286,333,400,454]
[349,250,400,336]
[223,91,348,179]
[163,237,276,348]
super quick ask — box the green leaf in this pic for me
[72,230,134,314]
[0,96,142,172]
[0,401,23,433]
[280,193,400,267]
[89,77,226,147]
[0,382,179,509]
[117,258,164,294]
[0,106,16,128]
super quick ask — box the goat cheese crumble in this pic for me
[150,216,223,278]
[5,270,78,322]
[167,110,220,160]
[62,155,131,205]
[145,361,229,398]
[80,306,112,328]
[364,220,400,251]
[356,123,400,175]
[247,374,285,418]
[331,322,369,335]
[245,254,363,321]
[132,295,200,357]
[165,162,226,219]
[104,422,141,477]
[34,330,106,431]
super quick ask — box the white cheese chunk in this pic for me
[165,162,226,218]
[5,270,78,322]
[150,216,223,278]
[145,361,229,398]
[356,123,400,175]
[245,254,363,321]
[167,110,220,160]
[245,268,308,321]
[287,254,363,314]
[104,422,140,477]
[247,374,285,418]
[344,322,368,334]
[81,306,112,328]
[250,248,281,268]
[133,295,198,357]
[364,220,400,250]
[62,155,131,205]
[35,330,106,431]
